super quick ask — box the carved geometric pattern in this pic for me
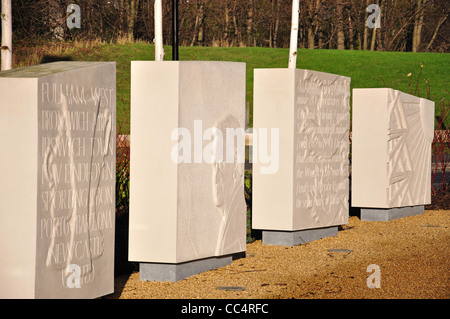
[387,90,429,207]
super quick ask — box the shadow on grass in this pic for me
[40,55,73,64]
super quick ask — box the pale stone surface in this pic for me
[361,206,424,221]
[262,226,338,246]
[139,255,233,282]
[352,88,434,209]
[129,61,247,265]
[252,69,350,232]
[0,62,116,299]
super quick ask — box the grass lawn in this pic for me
[12,42,450,133]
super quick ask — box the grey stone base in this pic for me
[139,252,244,282]
[262,226,338,246]
[361,205,424,221]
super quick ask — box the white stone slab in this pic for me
[352,88,434,208]
[0,62,116,298]
[129,61,247,265]
[252,69,350,232]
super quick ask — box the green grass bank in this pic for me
[12,42,450,133]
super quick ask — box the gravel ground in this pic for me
[106,209,449,300]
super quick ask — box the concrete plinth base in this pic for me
[139,252,244,282]
[262,226,338,246]
[361,205,424,221]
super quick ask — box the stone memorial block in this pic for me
[252,69,350,245]
[129,61,247,281]
[0,62,116,298]
[352,88,434,221]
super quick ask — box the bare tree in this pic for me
[272,0,281,48]
[246,0,254,46]
[223,0,230,45]
[232,0,242,46]
[412,0,427,52]
[336,0,345,49]
[426,12,448,51]
[190,0,204,46]
[363,0,370,50]
[7,0,449,52]
[369,0,382,51]
[126,0,140,41]
[47,0,66,40]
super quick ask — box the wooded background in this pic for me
[7,0,449,52]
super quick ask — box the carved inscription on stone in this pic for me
[36,78,115,296]
[293,72,350,228]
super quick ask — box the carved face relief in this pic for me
[211,114,245,255]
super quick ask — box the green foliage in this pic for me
[115,147,130,209]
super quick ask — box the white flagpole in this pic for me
[154,0,164,61]
[288,0,299,69]
[1,0,13,70]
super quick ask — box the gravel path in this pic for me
[106,210,449,299]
